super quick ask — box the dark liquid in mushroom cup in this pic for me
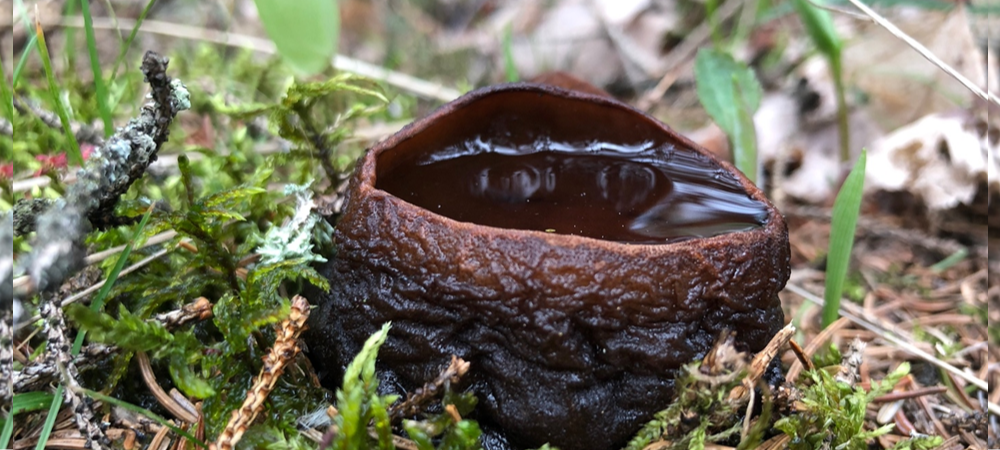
[307,82,789,450]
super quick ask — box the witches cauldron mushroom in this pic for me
[307,82,789,450]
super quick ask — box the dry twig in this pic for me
[210,295,311,450]
[389,355,471,421]
[842,0,997,105]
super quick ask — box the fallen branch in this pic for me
[15,51,189,243]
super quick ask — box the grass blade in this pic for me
[72,207,153,354]
[0,390,58,447]
[731,76,759,183]
[34,16,84,167]
[13,34,37,87]
[1,59,13,121]
[110,0,158,83]
[34,385,65,450]
[79,0,114,136]
[822,150,867,328]
[502,24,518,82]
[12,0,37,88]
[791,0,849,162]
[0,409,12,450]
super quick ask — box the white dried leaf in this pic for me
[866,111,990,210]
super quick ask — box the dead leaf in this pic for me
[866,110,991,210]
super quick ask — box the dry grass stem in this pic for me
[210,295,311,450]
[786,316,850,382]
[787,338,814,374]
[54,16,462,102]
[872,386,948,403]
[82,230,178,266]
[137,351,200,424]
[842,0,997,105]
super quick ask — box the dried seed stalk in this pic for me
[210,295,311,450]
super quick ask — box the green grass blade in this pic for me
[12,0,36,87]
[34,385,64,450]
[2,390,58,446]
[0,414,10,450]
[110,0,158,83]
[822,150,867,328]
[502,24,518,82]
[13,392,57,415]
[64,0,79,70]
[79,388,208,448]
[79,0,114,136]
[72,207,153,354]
[791,0,841,57]
[35,18,84,167]
[1,60,13,121]
[13,35,37,88]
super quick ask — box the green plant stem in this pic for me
[13,0,38,88]
[502,24,518,83]
[64,1,79,70]
[79,0,115,136]
[831,53,849,162]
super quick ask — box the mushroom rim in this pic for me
[348,82,787,254]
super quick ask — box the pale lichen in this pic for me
[257,183,326,265]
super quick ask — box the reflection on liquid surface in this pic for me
[378,139,768,243]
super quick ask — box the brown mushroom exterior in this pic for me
[307,83,790,450]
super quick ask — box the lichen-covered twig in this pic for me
[210,295,311,450]
[15,50,189,242]
[38,292,110,450]
[14,344,116,393]
[2,212,14,409]
[1,310,12,410]
[1,211,13,305]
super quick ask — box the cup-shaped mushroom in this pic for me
[307,83,790,450]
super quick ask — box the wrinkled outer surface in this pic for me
[307,83,790,450]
